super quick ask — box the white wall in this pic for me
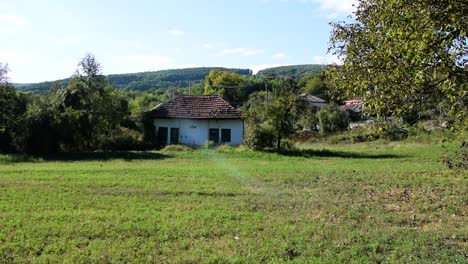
[153,118,244,146]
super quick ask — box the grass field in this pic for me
[0,141,466,263]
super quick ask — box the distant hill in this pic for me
[256,64,326,79]
[15,65,326,93]
[15,67,253,94]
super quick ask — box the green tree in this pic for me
[327,0,468,128]
[204,70,246,105]
[243,78,305,151]
[316,104,350,134]
[50,54,129,151]
[299,73,330,101]
[0,63,27,152]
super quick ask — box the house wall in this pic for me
[153,118,244,146]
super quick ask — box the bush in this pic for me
[369,120,408,141]
[243,122,276,150]
[279,140,296,152]
[101,127,151,151]
[317,104,350,134]
[443,141,468,170]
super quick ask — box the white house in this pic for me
[149,95,244,146]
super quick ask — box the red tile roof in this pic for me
[150,95,242,119]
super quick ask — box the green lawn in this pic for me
[0,142,466,263]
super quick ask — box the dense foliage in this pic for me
[316,104,350,134]
[203,70,266,106]
[1,55,149,154]
[327,0,468,129]
[242,78,309,151]
[0,64,27,152]
[257,64,326,79]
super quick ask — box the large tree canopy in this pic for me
[0,63,27,152]
[327,0,467,128]
[49,54,128,151]
[204,70,247,104]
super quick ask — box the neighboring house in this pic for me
[299,93,328,111]
[339,99,364,121]
[149,95,243,146]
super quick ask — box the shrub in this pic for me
[101,127,151,151]
[368,120,408,141]
[317,104,350,134]
[243,122,276,150]
[279,140,296,152]
[443,141,468,170]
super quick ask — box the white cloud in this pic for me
[0,50,33,63]
[169,29,185,36]
[0,15,28,25]
[263,0,356,17]
[311,0,357,16]
[0,15,28,33]
[203,43,214,49]
[219,48,265,57]
[272,53,289,59]
[312,54,342,65]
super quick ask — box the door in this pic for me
[221,129,231,143]
[170,128,179,145]
[157,127,168,146]
[209,128,219,144]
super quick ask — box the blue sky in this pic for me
[0,0,356,83]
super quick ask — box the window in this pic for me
[209,128,219,144]
[170,128,179,144]
[221,129,231,143]
[157,127,168,146]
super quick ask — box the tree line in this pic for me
[1,54,343,154]
[15,67,253,94]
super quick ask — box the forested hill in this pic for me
[14,64,327,93]
[14,67,253,94]
[256,64,326,79]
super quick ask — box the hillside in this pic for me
[256,64,326,79]
[15,67,253,94]
[14,64,327,93]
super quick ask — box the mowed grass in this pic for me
[0,142,466,263]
